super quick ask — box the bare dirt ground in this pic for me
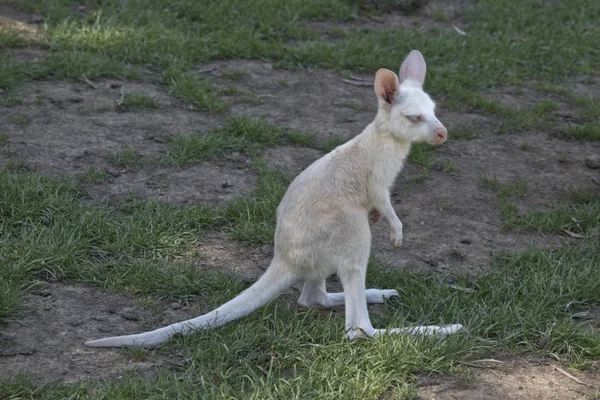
[1,1,600,397]
[417,357,600,400]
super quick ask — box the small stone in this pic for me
[170,302,182,310]
[110,83,122,89]
[585,156,600,169]
[43,304,53,311]
[263,63,273,71]
[98,326,112,333]
[31,289,51,297]
[69,318,83,326]
[106,304,118,314]
[226,152,246,162]
[221,180,233,189]
[151,135,167,143]
[105,168,121,178]
[91,315,106,322]
[119,307,140,321]
[460,238,472,244]
[69,98,83,103]
[433,161,442,171]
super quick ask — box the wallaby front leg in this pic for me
[369,188,403,247]
[298,280,399,309]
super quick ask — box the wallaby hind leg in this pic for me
[339,265,464,340]
[297,280,399,310]
[339,265,376,339]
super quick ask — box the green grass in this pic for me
[3,159,33,171]
[221,70,246,81]
[164,115,316,167]
[563,124,600,141]
[1,0,598,118]
[1,170,599,398]
[10,113,29,125]
[450,124,477,140]
[2,0,600,397]
[111,146,142,168]
[556,96,600,140]
[482,175,600,237]
[519,141,532,151]
[223,161,290,244]
[480,177,528,226]
[1,92,24,106]
[116,91,159,111]
[164,68,228,111]
[83,166,110,184]
[508,197,600,235]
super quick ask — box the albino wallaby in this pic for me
[85,50,463,349]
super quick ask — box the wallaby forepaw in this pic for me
[390,230,403,247]
[382,289,399,299]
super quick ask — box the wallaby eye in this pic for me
[407,115,423,123]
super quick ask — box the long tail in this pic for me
[85,261,295,348]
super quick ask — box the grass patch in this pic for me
[562,124,600,141]
[110,146,142,168]
[83,166,110,184]
[519,141,532,151]
[408,142,435,168]
[9,113,29,125]
[3,159,33,171]
[483,175,600,237]
[221,70,246,81]
[450,124,477,140]
[406,142,438,181]
[164,116,315,167]
[507,199,600,236]
[1,167,599,397]
[223,161,290,244]
[0,0,597,120]
[165,69,227,112]
[116,91,159,111]
[1,91,24,106]
[2,222,600,397]
[0,50,141,91]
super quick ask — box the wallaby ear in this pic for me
[374,68,400,105]
[399,50,426,86]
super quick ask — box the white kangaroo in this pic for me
[85,50,463,349]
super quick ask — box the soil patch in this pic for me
[85,159,256,205]
[417,357,600,400]
[195,232,273,283]
[0,283,203,383]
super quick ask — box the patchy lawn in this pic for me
[1,0,599,398]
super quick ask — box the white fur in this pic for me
[84,50,461,349]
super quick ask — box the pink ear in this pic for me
[374,68,400,105]
[399,50,427,86]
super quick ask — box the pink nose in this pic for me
[436,127,447,142]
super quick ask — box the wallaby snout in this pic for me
[430,126,448,145]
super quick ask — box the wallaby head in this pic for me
[374,50,447,145]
